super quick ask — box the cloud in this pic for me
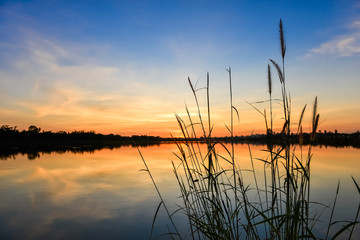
[0,29,187,129]
[0,27,228,135]
[307,20,360,57]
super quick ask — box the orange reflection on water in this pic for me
[0,144,358,239]
[0,145,180,239]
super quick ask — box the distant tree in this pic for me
[1,125,17,132]
[335,129,338,134]
[28,125,41,133]
[0,125,19,135]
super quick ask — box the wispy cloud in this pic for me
[0,30,190,134]
[307,20,360,57]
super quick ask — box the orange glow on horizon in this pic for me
[7,116,358,138]
[1,86,359,137]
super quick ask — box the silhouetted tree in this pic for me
[28,125,41,133]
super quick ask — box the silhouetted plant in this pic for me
[141,20,359,240]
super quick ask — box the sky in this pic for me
[0,0,359,137]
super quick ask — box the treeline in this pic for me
[1,125,360,148]
[0,125,163,160]
[0,125,162,149]
[211,132,360,148]
[1,125,359,148]
[1,125,359,160]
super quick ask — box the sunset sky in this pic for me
[0,0,359,137]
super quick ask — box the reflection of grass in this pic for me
[141,20,359,239]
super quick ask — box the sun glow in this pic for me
[0,1,359,137]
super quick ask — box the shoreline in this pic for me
[1,132,359,160]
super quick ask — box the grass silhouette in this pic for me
[141,19,360,240]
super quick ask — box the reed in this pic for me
[141,20,359,240]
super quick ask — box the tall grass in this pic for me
[140,20,359,239]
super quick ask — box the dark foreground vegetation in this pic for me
[141,20,360,240]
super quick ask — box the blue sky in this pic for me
[0,0,359,136]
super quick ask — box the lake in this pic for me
[0,144,359,239]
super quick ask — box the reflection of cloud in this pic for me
[0,148,177,239]
[16,166,119,205]
[307,20,360,57]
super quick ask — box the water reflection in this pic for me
[0,145,176,239]
[0,142,162,161]
[0,144,358,239]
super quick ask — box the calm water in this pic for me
[0,144,359,239]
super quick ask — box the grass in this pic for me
[140,20,359,240]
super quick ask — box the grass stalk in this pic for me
[141,19,358,240]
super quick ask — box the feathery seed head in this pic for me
[279,19,286,59]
